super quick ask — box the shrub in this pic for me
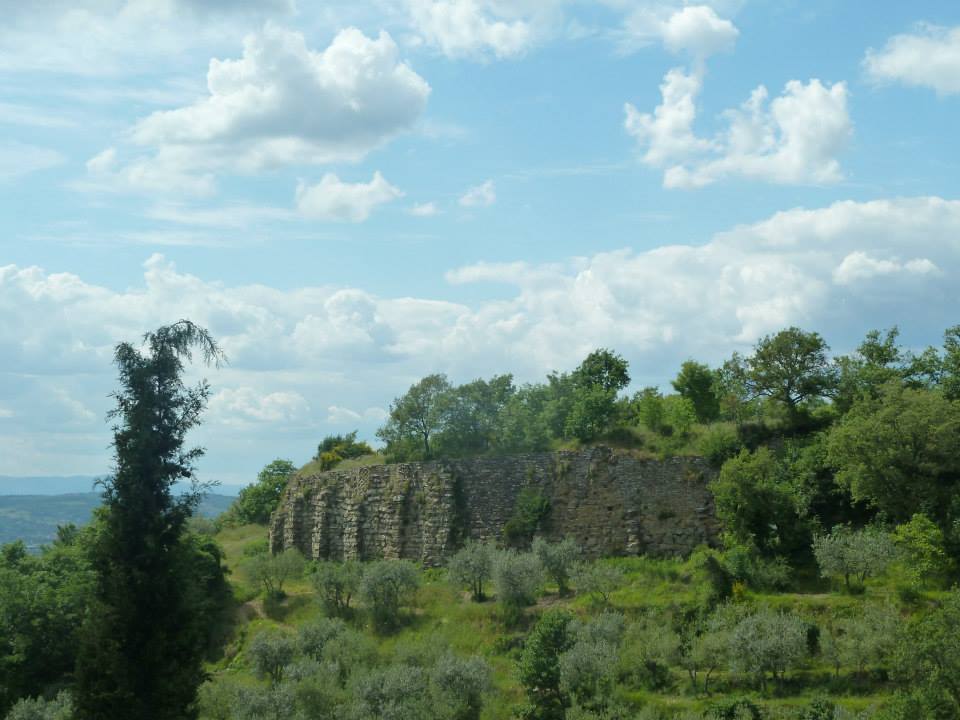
[893,513,951,587]
[533,537,579,595]
[297,617,348,662]
[723,544,792,591]
[222,459,296,526]
[698,424,743,467]
[359,559,420,632]
[559,638,619,711]
[350,665,433,720]
[447,540,494,602]
[492,550,542,623]
[833,603,899,678]
[518,610,575,720]
[813,526,898,591]
[310,560,362,616]
[504,487,551,548]
[4,692,73,720]
[619,616,680,690]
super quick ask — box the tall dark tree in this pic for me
[377,373,452,460]
[75,321,224,720]
[672,360,721,423]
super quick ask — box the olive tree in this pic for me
[310,560,362,616]
[359,560,420,631]
[728,608,808,689]
[492,550,542,623]
[812,526,897,591]
[533,537,579,595]
[447,540,494,602]
[246,548,306,599]
[248,630,297,685]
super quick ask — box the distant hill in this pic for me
[0,492,237,550]
[0,475,245,496]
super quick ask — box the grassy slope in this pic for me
[205,523,923,719]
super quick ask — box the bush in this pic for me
[447,540,494,602]
[504,488,551,548]
[350,665,433,720]
[359,559,420,631]
[698,424,743,467]
[893,513,951,587]
[533,537,579,595]
[297,617,348,662]
[518,610,575,720]
[222,459,296,526]
[619,616,680,690]
[492,550,542,623]
[310,560,362,616]
[723,544,792,591]
[813,525,898,591]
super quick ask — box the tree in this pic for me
[834,328,906,412]
[431,653,492,720]
[314,431,374,470]
[74,320,225,720]
[894,589,960,715]
[310,560,363,616]
[248,631,296,685]
[745,327,836,420]
[492,550,542,623]
[572,349,630,393]
[893,514,952,586]
[812,526,897,591]
[518,610,574,720]
[833,603,898,678]
[564,349,631,441]
[246,548,306,599]
[728,608,808,689]
[571,562,624,608]
[447,540,494,601]
[224,459,296,525]
[672,360,721,423]
[359,560,420,631]
[436,375,515,457]
[827,381,960,530]
[533,537,579,595]
[633,387,666,433]
[378,374,452,460]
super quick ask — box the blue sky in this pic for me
[2,0,960,486]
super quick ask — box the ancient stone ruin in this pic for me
[269,446,720,565]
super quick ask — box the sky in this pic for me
[2,0,959,487]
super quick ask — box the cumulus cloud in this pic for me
[296,172,404,222]
[626,72,851,188]
[0,142,66,182]
[618,3,739,58]
[4,197,960,477]
[326,405,389,425]
[459,179,496,207]
[864,23,960,95]
[86,25,429,195]
[408,0,534,60]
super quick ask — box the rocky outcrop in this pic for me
[269,447,719,565]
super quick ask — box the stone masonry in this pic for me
[269,446,720,566]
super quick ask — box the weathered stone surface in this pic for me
[269,447,719,565]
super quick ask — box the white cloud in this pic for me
[408,0,533,60]
[0,103,77,128]
[326,405,389,425]
[459,179,496,207]
[864,24,960,95]
[85,25,429,196]
[833,252,940,285]
[296,172,404,222]
[4,197,960,477]
[659,5,738,57]
[0,142,66,182]
[208,387,308,425]
[626,73,851,188]
[409,201,440,216]
[146,202,294,227]
[0,407,14,419]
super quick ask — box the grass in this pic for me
[205,525,917,719]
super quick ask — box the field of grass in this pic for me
[201,523,925,719]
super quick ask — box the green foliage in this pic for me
[533,537,579,595]
[634,387,666,433]
[827,382,960,532]
[246,548,306,599]
[672,360,721,423]
[744,326,837,420]
[4,691,73,720]
[728,607,808,689]
[74,320,226,720]
[223,459,296,526]
[619,614,680,690]
[711,447,808,560]
[359,559,420,631]
[518,610,575,720]
[431,653,492,720]
[310,559,362,616]
[378,373,454,461]
[698,423,743,467]
[503,487,551,548]
[812,526,897,591]
[314,431,374,470]
[492,549,542,623]
[447,540,494,601]
[893,513,952,586]
[830,603,899,677]
[572,562,624,608]
[248,630,297,685]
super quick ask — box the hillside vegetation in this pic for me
[5,323,960,719]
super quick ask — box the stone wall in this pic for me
[269,447,720,565]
